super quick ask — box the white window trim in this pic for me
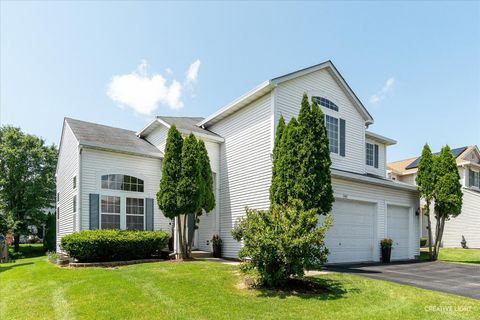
[325,114,340,154]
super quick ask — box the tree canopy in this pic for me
[0,126,57,251]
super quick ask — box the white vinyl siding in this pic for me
[80,148,170,233]
[209,93,272,258]
[275,68,366,174]
[56,123,80,250]
[144,124,170,153]
[365,138,386,177]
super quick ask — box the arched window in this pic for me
[313,96,338,112]
[101,174,144,192]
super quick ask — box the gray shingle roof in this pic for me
[157,116,222,139]
[65,118,163,158]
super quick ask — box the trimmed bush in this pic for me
[61,230,170,262]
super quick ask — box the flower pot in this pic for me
[212,244,222,258]
[381,247,391,263]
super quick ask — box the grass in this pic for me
[1,246,478,320]
[420,248,480,265]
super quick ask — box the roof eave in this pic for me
[366,131,397,146]
[78,141,164,159]
[198,80,273,128]
[331,168,419,192]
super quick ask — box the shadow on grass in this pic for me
[255,277,358,300]
[0,262,34,273]
[8,244,46,260]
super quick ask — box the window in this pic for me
[366,143,379,168]
[325,115,339,154]
[313,97,339,111]
[73,176,76,189]
[101,174,144,192]
[366,143,375,166]
[101,195,120,229]
[470,170,480,188]
[126,198,144,230]
[73,195,77,213]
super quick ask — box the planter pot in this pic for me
[381,247,391,263]
[212,245,222,258]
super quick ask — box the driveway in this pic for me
[326,260,480,299]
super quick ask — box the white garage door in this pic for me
[324,199,375,264]
[387,205,410,260]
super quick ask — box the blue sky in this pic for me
[1,1,479,161]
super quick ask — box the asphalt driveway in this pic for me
[327,260,480,299]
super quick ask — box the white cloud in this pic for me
[107,59,200,114]
[369,77,395,105]
[185,59,201,86]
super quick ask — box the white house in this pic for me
[388,145,480,248]
[56,61,420,263]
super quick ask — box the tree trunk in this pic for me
[182,214,188,259]
[176,216,186,260]
[424,201,434,260]
[434,216,446,260]
[14,233,20,252]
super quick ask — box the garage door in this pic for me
[387,205,410,260]
[324,199,375,264]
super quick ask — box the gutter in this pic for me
[78,141,164,159]
[331,168,419,192]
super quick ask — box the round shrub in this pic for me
[61,230,170,262]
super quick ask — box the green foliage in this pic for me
[416,144,435,201]
[177,133,201,215]
[0,126,57,251]
[270,94,333,215]
[232,205,332,287]
[157,125,184,219]
[380,238,393,249]
[433,146,463,218]
[61,230,169,262]
[197,139,215,214]
[43,212,56,251]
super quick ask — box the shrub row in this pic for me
[61,230,170,262]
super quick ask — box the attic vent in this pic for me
[313,97,339,112]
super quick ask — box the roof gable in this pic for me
[198,60,374,128]
[65,118,163,158]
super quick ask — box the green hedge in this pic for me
[61,230,170,262]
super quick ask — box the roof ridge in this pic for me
[65,117,136,133]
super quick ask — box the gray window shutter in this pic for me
[339,119,346,157]
[374,144,379,168]
[145,198,154,231]
[89,193,99,230]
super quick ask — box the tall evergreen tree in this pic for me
[157,125,184,256]
[177,133,201,257]
[282,118,303,206]
[432,145,463,259]
[270,116,286,205]
[416,143,435,260]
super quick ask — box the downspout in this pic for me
[78,145,82,231]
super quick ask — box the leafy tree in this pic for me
[235,95,334,287]
[43,212,56,251]
[157,125,184,254]
[0,126,57,252]
[186,139,215,253]
[416,144,436,260]
[432,145,462,259]
[177,133,201,258]
[232,205,332,287]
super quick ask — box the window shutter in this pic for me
[374,144,379,168]
[89,193,99,230]
[145,198,154,231]
[339,119,346,157]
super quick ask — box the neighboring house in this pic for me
[56,60,420,263]
[388,145,480,248]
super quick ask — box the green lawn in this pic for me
[1,247,479,320]
[420,248,480,265]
